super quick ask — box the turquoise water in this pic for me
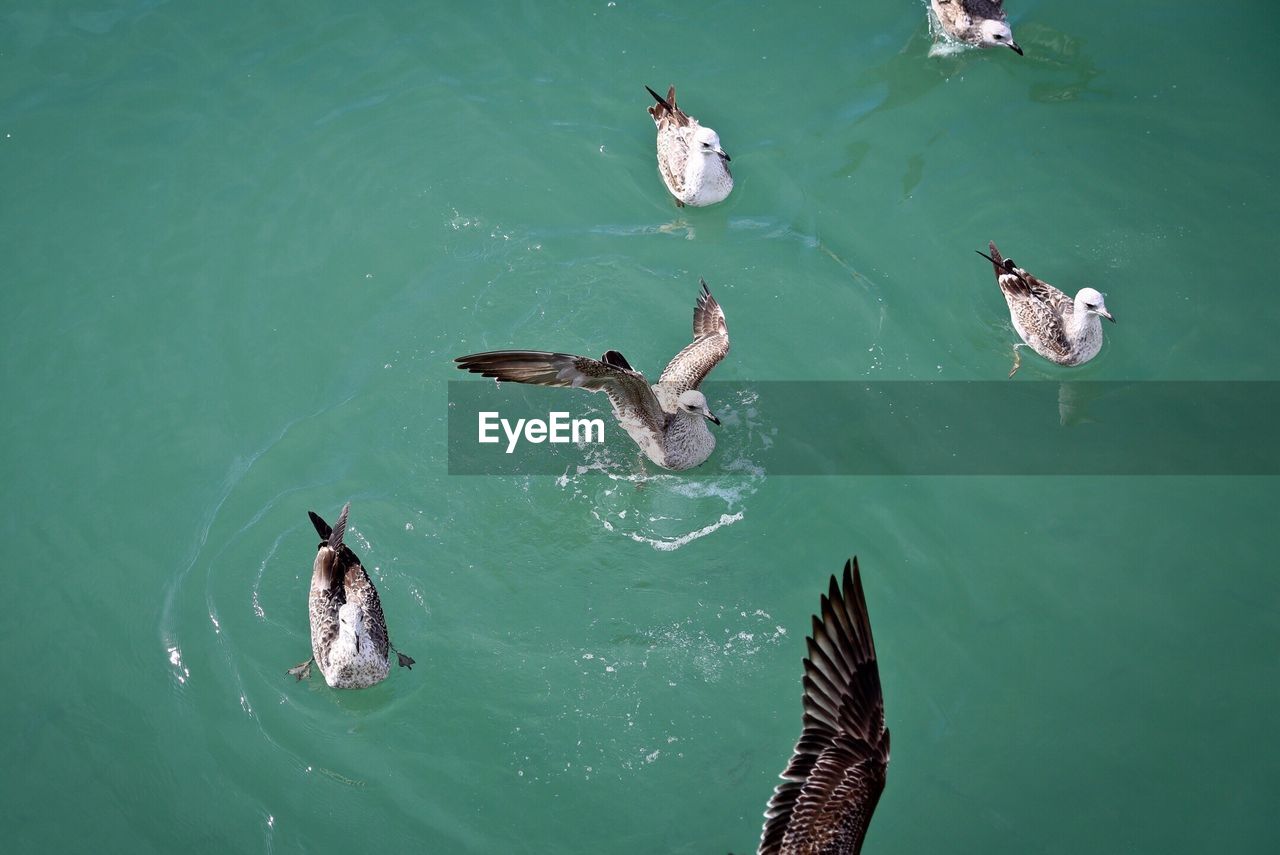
[3,1,1279,852]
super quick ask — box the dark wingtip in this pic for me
[455,353,486,374]
[699,277,710,297]
[601,350,634,371]
[329,502,350,550]
[845,556,863,607]
[308,510,330,540]
[645,84,672,111]
[982,242,1018,273]
[977,249,1015,274]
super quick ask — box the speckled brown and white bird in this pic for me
[455,279,730,471]
[288,503,414,689]
[645,85,734,207]
[979,241,1115,377]
[930,0,1023,55]
[759,558,890,855]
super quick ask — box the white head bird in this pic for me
[930,1,1024,56]
[978,17,1022,54]
[645,85,734,207]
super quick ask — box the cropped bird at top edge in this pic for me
[288,503,415,689]
[979,241,1114,377]
[455,279,730,471]
[930,0,1023,55]
[645,84,734,208]
[758,558,890,855]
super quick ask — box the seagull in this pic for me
[979,241,1115,377]
[759,558,890,855]
[929,0,1023,55]
[288,503,415,689]
[455,279,730,471]
[645,85,734,208]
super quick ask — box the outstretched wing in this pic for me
[658,279,730,393]
[455,350,667,430]
[760,559,890,855]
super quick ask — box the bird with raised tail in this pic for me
[288,503,415,689]
[979,241,1115,377]
[930,0,1023,55]
[455,279,730,471]
[645,85,733,207]
[759,558,890,854]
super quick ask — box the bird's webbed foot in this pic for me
[1008,344,1025,378]
[288,658,314,681]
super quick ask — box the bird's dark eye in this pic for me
[1086,303,1097,310]
[994,34,1003,40]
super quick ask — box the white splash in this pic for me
[626,511,744,552]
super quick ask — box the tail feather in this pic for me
[308,505,349,591]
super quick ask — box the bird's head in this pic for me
[678,389,720,425]
[979,19,1022,55]
[693,126,730,162]
[1077,287,1114,323]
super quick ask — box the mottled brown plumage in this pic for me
[288,504,414,688]
[982,241,1113,375]
[760,559,889,855]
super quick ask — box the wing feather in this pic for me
[760,559,889,855]
[658,280,730,393]
[456,350,667,431]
